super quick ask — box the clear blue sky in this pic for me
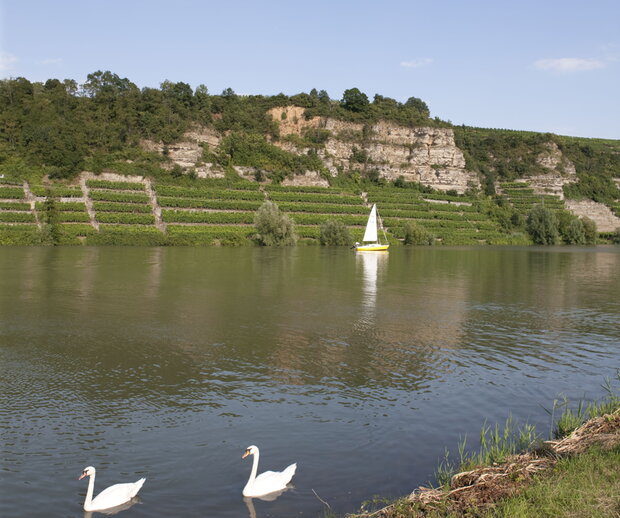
[1,0,618,139]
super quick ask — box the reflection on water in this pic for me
[355,251,388,327]
[83,497,142,517]
[244,489,290,518]
[0,246,619,518]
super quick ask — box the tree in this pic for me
[562,218,586,245]
[320,219,352,246]
[41,191,61,245]
[527,204,559,245]
[254,201,297,246]
[341,88,369,113]
[81,70,137,99]
[402,221,433,245]
[405,96,430,117]
[317,90,330,104]
[221,87,237,99]
[160,80,193,111]
[582,217,597,245]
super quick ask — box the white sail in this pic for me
[362,204,378,242]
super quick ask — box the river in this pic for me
[1,246,619,517]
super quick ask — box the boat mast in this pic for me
[376,206,388,244]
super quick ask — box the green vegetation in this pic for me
[217,132,326,182]
[1,174,615,246]
[0,73,442,184]
[253,200,297,246]
[319,219,353,246]
[526,204,559,245]
[402,221,434,245]
[483,444,620,518]
[454,127,620,210]
[0,71,617,247]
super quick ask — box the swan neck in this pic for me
[248,450,259,485]
[84,473,95,510]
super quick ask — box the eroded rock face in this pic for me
[527,142,578,199]
[565,199,620,232]
[141,109,612,206]
[141,126,224,179]
[268,108,479,193]
[281,171,329,187]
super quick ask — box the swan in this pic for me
[79,466,146,512]
[242,445,296,498]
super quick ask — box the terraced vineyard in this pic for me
[366,187,512,245]
[264,184,367,241]
[156,182,263,245]
[0,179,40,244]
[0,174,568,246]
[499,182,566,213]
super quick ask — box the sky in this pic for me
[1,0,618,139]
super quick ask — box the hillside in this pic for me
[0,73,619,245]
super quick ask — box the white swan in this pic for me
[242,445,296,497]
[79,466,146,512]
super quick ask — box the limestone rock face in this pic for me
[268,108,479,193]
[527,142,578,199]
[141,126,224,179]
[565,200,620,232]
[281,171,329,188]
[141,108,611,206]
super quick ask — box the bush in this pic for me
[558,211,586,245]
[319,219,352,246]
[562,218,586,245]
[582,217,597,245]
[253,201,297,246]
[527,204,559,245]
[612,228,620,245]
[402,221,434,245]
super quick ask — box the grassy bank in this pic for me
[345,375,620,518]
[482,444,619,518]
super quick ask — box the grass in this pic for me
[482,444,620,518]
[434,416,539,489]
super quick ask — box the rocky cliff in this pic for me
[270,106,479,193]
[143,107,583,197]
[141,107,618,230]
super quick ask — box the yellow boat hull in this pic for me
[355,244,389,252]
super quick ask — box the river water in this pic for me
[1,246,619,517]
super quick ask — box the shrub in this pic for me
[612,228,620,245]
[562,218,586,245]
[319,219,352,246]
[253,201,297,246]
[557,211,586,245]
[582,217,597,245]
[402,221,434,245]
[527,204,559,245]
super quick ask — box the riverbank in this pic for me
[349,406,620,518]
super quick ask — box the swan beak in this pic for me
[78,473,86,480]
[242,450,250,459]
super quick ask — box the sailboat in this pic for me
[355,204,389,251]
